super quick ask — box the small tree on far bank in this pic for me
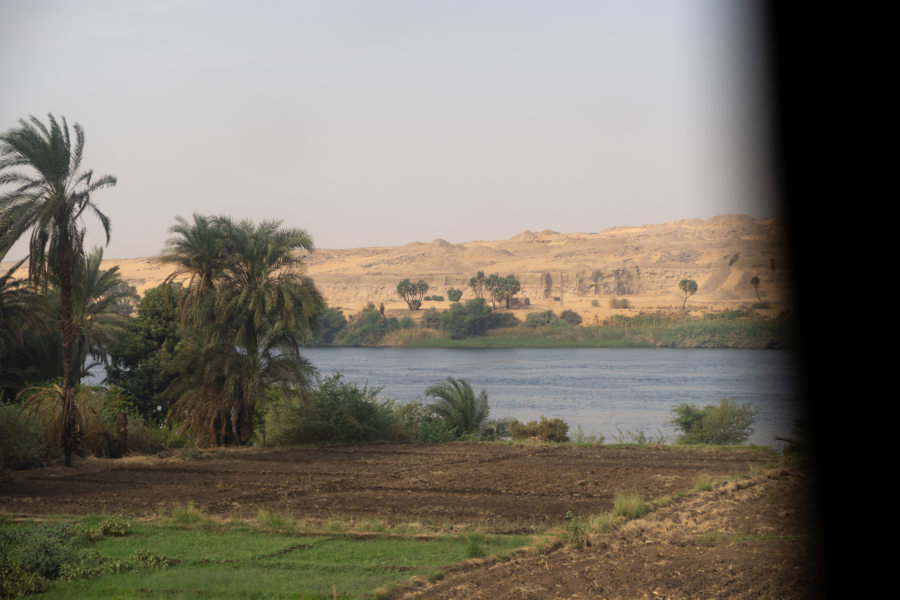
[679,278,698,309]
[469,271,486,299]
[750,276,761,302]
[486,273,521,309]
[397,279,429,310]
[447,288,463,302]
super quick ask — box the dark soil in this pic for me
[0,442,822,598]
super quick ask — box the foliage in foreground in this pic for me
[670,398,758,445]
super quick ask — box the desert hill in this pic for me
[3,215,792,320]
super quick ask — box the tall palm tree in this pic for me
[163,215,325,445]
[0,114,116,465]
[424,377,490,438]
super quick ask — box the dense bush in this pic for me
[509,416,570,442]
[486,311,520,328]
[447,288,463,302]
[19,384,164,459]
[559,310,583,326]
[670,398,758,445]
[609,298,630,309]
[421,308,442,329]
[440,298,493,339]
[524,311,569,328]
[391,400,456,443]
[0,402,51,469]
[104,283,185,424]
[315,307,348,344]
[269,375,402,444]
[334,304,404,346]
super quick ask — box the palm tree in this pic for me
[159,214,227,325]
[0,114,116,465]
[424,377,490,438]
[163,216,325,445]
[70,247,138,379]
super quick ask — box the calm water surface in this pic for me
[301,347,802,449]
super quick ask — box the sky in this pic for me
[0,0,775,259]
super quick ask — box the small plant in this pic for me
[168,501,208,526]
[563,511,588,549]
[609,297,630,309]
[693,476,713,492]
[509,416,569,442]
[84,513,131,541]
[612,493,649,520]
[462,531,486,558]
[571,425,604,446]
[257,509,295,531]
[588,513,615,533]
[592,299,600,307]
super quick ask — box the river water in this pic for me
[300,347,803,449]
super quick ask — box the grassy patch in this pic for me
[1,513,537,599]
[612,493,650,520]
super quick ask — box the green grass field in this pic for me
[0,513,538,599]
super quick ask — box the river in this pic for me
[300,347,802,449]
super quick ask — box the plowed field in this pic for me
[0,442,822,598]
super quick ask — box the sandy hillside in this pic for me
[2,214,792,320]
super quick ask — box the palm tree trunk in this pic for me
[58,225,80,466]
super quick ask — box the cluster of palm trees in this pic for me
[159,214,325,446]
[2,113,326,462]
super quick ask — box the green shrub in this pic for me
[429,295,445,302]
[559,310,582,326]
[390,400,455,443]
[335,304,403,346]
[563,511,588,549]
[612,493,649,519]
[447,288,463,302]
[0,522,88,579]
[486,311,520,328]
[271,375,401,444]
[670,398,758,445]
[421,308,442,329]
[591,299,600,307]
[0,555,48,598]
[0,402,51,469]
[524,311,558,328]
[478,418,512,441]
[440,298,492,339]
[315,307,348,344]
[609,298,630,309]
[509,416,570,442]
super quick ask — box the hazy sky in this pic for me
[1,0,774,259]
